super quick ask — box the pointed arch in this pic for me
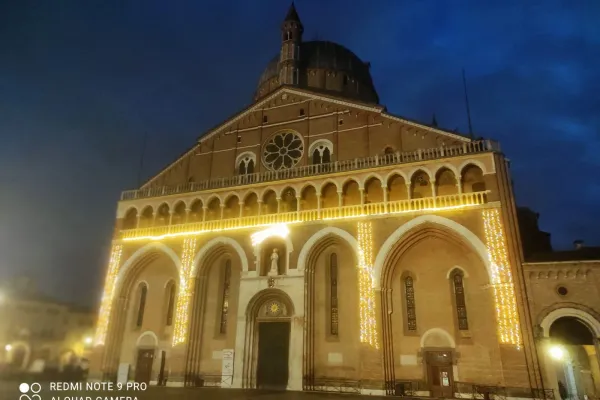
[297,227,359,272]
[373,215,491,289]
[114,242,183,294]
[192,237,248,276]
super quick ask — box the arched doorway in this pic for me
[545,316,600,399]
[242,289,295,390]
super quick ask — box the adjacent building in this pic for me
[0,277,96,372]
[89,4,600,398]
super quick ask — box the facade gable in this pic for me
[141,87,472,190]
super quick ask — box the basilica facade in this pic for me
[90,4,600,398]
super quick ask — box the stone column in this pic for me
[316,194,322,218]
[382,185,388,213]
[359,188,365,205]
[202,206,207,222]
[295,195,301,220]
[184,208,191,224]
[430,179,437,206]
[257,200,263,216]
[276,197,281,213]
[168,211,174,226]
[337,190,343,208]
[405,183,412,200]
[220,204,225,219]
[239,202,244,218]
[456,180,463,195]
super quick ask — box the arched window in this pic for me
[309,139,334,165]
[236,152,256,176]
[136,284,147,328]
[165,282,176,327]
[451,270,469,330]
[329,253,339,336]
[404,276,417,331]
[219,260,232,334]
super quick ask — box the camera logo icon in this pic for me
[19,383,42,400]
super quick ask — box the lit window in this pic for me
[330,253,339,336]
[451,270,469,330]
[219,260,232,334]
[404,276,417,331]
[136,284,147,328]
[165,282,176,326]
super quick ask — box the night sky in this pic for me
[1,1,598,308]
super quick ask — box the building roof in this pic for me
[525,247,600,263]
[256,40,379,104]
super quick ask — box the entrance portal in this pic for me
[426,351,454,398]
[134,349,154,384]
[256,321,290,389]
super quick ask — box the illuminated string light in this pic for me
[94,244,123,346]
[357,221,379,349]
[482,209,521,347]
[122,193,488,242]
[173,237,198,346]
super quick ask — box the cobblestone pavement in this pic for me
[0,382,389,400]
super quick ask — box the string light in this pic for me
[94,244,123,346]
[122,193,488,242]
[357,221,379,349]
[482,209,521,347]
[173,237,198,346]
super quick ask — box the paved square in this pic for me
[0,382,389,400]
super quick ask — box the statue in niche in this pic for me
[268,248,279,276]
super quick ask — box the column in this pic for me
[296,196,301,220]
[316,194,321,218]
[456,179,463,195]
[136,215,141,229]
[239,202,244,218]
[220,204,225,219]
[337,191,343,208]
[168,211,174,226]
[184,208,191,224]
[430,179,437,207]
[257,200,263,216]
[276,197,281,213]
[405,183,412,200]
[382,185,388,213]
[202,206,207,222]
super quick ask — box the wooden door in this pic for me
[256,322,290,389]
[426,351,454,398]
[134,349,154,384]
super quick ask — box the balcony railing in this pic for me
[120,191,490,241]
[121,140,499,201]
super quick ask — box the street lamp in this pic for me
[4,344,12,352]
[84,337,93,346]
[549,345,565,360]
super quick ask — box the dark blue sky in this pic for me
[1,1,598,307]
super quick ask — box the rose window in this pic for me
[262,131,304,170]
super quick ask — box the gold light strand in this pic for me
[172,237,198,346]
[482,209,521,346]
[357,221,379,349]
[93,244,123,346]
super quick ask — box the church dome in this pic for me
[254,40,380,104]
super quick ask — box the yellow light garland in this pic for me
[93,244,123,346]
[357,221,379,349]
[172,237,198,346]
[482,209,521,347]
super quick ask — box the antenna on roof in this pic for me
[137,131,148,187]
[462,68,474,139]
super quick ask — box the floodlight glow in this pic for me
[4,344,11,351]
[549,345,564,360]
[251,224,289,246]
[84,337,93,345]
